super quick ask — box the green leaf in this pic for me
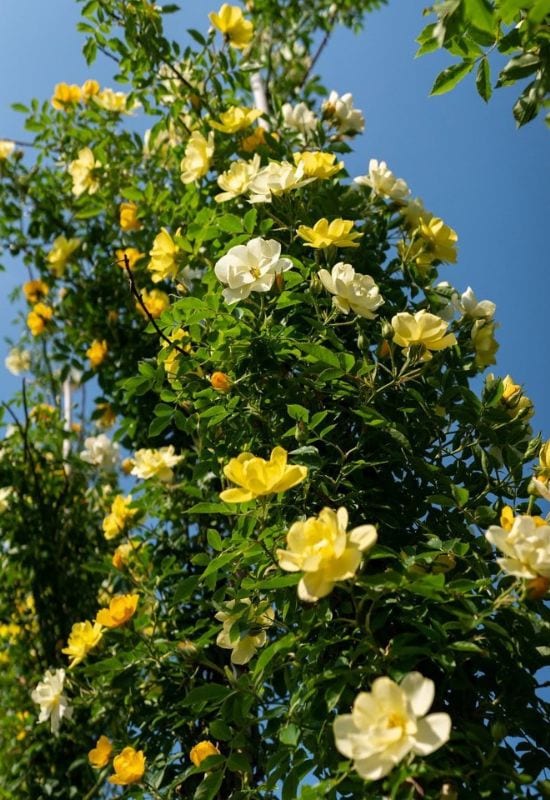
[279,723,301,747]
[243,207,257,233]
[476,58,492,102]
[194,770,224,800]
[185,502,238,515]
[452,485,470,507]
[182,684,232,707]
[298,342,355,372]
[217,214,243,234]
[430,60,475,96]
[188,28,207,46]
[498,53,540,86]
[287,404,309,423]
[148,415,171,437]
[202,550,240,579]
[254,632,296,676]
[207,529,223,551]
[465,0,496,34]
[513,81,539,127]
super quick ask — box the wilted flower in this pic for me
[80,434,119,469]
[471,320,499,368]
[215,598,274,664]
[318,263,383,318]
[486,515,550,580]
[86,339,108,368]
[68,147,101,197]
[96,594,139,628]
[119,202,141,231]
[215,154,261,202]
[0,140,16,159]
[5,348,31,376]
[137,288,170,319]
[277,507,377,602]
[281,102,318,135]
[214,237,293,304]
[51,82,81,110]
[293,151,343,179]
[190,740,221,766]
[354,159,410,201]
[334,672,451,780]
[148,228,180,283]
[62,620,103,668]
[27,303,53,336]
[392,310,457,361]
[108,747,146,785]
[209,4,253,48]
[131,446,183,481]
[297,218,362,249]
[220,445,307,502]
[88,735,113,768]
[23,279,49,304]
[112,542,135,570]
[180,131,215,184]
[322,91,365,135]
[248,160,312,203]
[116,247,144,270]
[47,235,81,276]
[103,495,138,540]
[31,668,72,734]
[452,286,495,320]
[209,106,262,134]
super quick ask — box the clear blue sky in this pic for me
[1,0,548,437]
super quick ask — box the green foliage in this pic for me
[418,0,550,125]
[0,1,548,799]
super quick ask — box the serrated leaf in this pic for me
[430,60,475,96]
[476,58,492,102]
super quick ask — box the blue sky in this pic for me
[1,0,548,437]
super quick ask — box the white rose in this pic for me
[318,263,384,319]
[214,237,293,304]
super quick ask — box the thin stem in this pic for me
[120,253,191,357]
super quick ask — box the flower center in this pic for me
[250,265,261,279]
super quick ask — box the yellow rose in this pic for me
[209,4,254,48]
[47,235,81,276]
[0,140,16,159]
[119,201,142,231]
[220,445,307,503]
[108,747,146,785]
[180,131,215,184]
[102,495,138,540]
[277,507,378,602]
[131,445,183,481]
[68,147,101,197]
[95,594,139,628]
[402,216,458,270]
[86,339,108,368]
[51,82,82,110]
[189,740,221,766]
[27,303,53,336]
[94,88,130,113]
[81,79,100,100]
[391,309,457,361]
[209,106,262,134]
[292,151,343,179]
[88,735,113,768]
[148,228,180,283]
[296,218,362,249]
[137,287,170,319]
[62,620,103,668]
[112,542,135,570]
[539,440,550,478]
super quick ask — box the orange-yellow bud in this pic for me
[189,740,220,767]
[210,372,232,392]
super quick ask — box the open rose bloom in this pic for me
[334,672,451,780]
